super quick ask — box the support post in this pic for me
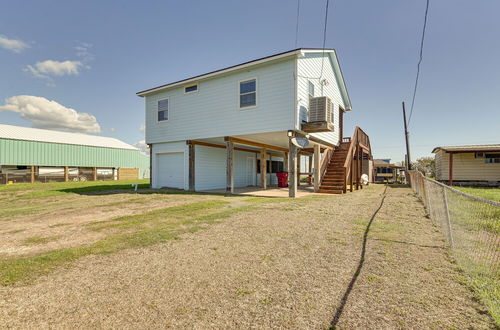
[64,166,68,182]
[402,102,412,170]
[449,152,453,186]
[314,144,320,192]
[297,154,301,187]
[308,155,313,184]
[30,166,35,183]
[260,148,267,189]
[284,152,289,187]
[92,167,97,181]
[443,188,454,247]
[226,139,234,193]
[188,142,195,191]
[359,149,363,189]
[349,151,353,192]
[288,141,297,198]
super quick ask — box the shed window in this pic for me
[158,99,168,121]
[184,84,198,93]
[308,81,315,98]
[485,153,500,163]
[239,79,256,108]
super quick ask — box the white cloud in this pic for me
[24,60,84,86]
[133,140,149,156]
[139,124,145,134]
[0,35,30,53]
[0,95,101,133]
[75,42,95,63]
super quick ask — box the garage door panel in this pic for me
[157,152,184,189]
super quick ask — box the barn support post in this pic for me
[64,166,69,182]
[30,166,35,183]
[225,138,234,194]
[188,141,195,191]
[288,140,298,198]
[448,152,453,186]
[313,144,320,192]
[260,148,267,189]
[92,167,97,181]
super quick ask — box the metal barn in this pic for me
[0,124,149,184]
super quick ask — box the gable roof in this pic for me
[432,144,500,153]
[136,48,352,110]
[0,124,137,150]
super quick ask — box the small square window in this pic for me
[158,99,168,121]
[308,81,315,97]
[184,84,198,93]
[239,79,256,108]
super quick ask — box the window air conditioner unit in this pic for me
[308,96,332,122]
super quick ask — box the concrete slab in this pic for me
[202,185,316,198]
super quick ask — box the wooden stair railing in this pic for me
[343,126,372,192]
[318,147,333,187]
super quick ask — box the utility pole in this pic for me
[402,102,412,170]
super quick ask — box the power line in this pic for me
[408,0,430,125]
[294,0,300,48]
[319,0,331,79]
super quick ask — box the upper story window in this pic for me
[239,79,256,108]
[158,98,169,121]
[184,84,198,94]
[308,81,315,98]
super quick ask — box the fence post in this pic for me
[443,188,454,247]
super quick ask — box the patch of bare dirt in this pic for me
[0,193,219,258]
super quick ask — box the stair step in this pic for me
[322,180,344,184]
[321,185,344,189]
[318,189,344,194]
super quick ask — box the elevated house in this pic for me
[373,159,402,183]
[137,48,372,197]
[433,145,500,186]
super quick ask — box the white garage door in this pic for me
[156,152,184,189]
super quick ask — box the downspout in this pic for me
[148,143,152,188]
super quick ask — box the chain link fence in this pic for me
[408,170,499,322]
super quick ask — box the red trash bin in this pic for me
[276,172,288,188]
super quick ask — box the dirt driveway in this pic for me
[0,184,494,329]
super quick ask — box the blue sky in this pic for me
[1,0,499,161]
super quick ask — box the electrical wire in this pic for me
[319,0,331,79]
[408,0,430,126]
[295,0,300,48]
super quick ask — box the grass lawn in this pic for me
[454,186,500,202]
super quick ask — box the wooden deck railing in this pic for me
[343,126,372,192]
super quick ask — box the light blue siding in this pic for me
[145,58,296,144]
[296,53,345,146]
[195,145,256,191]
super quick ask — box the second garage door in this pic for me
[156,152,184,189]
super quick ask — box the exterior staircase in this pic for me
[318,141,350,194]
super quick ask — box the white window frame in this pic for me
[238,78,257,110]
[157,98,169,122]
[308,80,315,98]
[184,83,199,94]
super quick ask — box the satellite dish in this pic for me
[291,137,310,148]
